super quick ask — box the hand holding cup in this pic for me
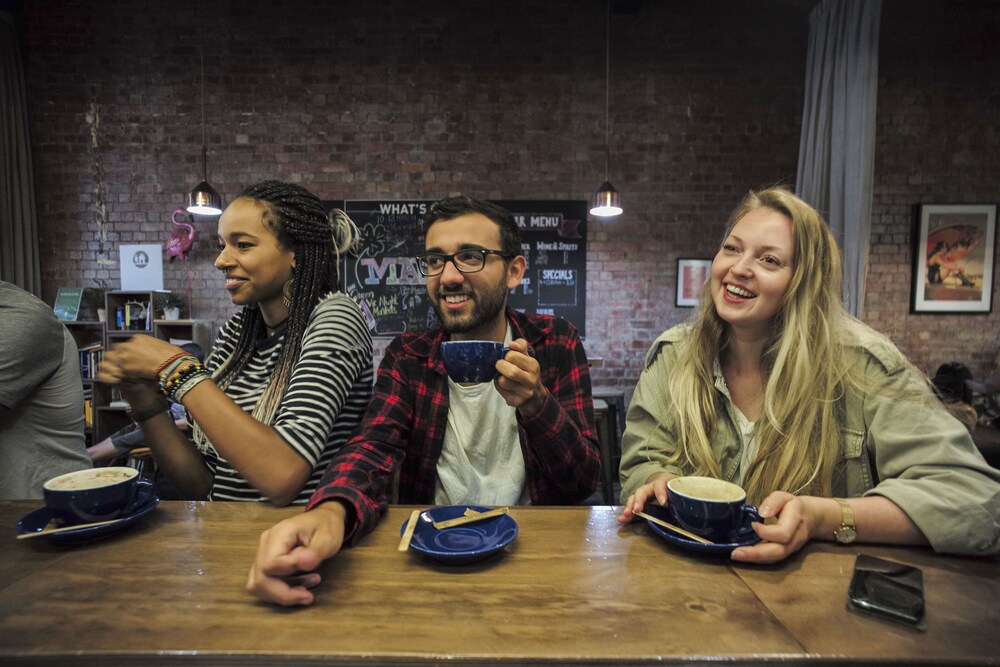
[440,340,510,383]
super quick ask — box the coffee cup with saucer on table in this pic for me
[43,466,151,526]
[666,476,762,544]
[15,467,159,544]
[642,476,763,557]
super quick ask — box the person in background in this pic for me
[246,195,600,605]
[86,401,188,464]
[969,373,1000,400]
[618,186,1000,562]
[97,180,373,506]
[930,362,978,434]
[967,349,1000,429]
[0,281,92,498]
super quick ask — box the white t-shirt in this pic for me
[733,406,758,486]
[434,326,529,505]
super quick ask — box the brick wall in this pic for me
[16,0,999,400]
[866,0,1000,378]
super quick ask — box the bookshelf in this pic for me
[153,319,214,358]
[94,291,156,442]
[104,290,155,347]
[64,292,215,445]
[64,321,105,445]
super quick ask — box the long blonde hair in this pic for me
[663,187,853,503]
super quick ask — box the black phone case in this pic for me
[846,554,926,630]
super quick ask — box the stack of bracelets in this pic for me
[157,353,211,403]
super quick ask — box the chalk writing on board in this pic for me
[327,199,587,337]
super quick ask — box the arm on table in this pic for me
[246,501,348,607]
[730,493,926,564]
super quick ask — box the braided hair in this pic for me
[212,180,358,425]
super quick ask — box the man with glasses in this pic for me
[247,196,600,606]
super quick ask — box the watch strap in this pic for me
[833,497,857,543]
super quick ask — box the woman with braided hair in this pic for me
[99,180,373,505]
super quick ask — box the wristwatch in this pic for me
[832,497,857,544]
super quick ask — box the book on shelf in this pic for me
[118,300,153,331]
[78,341,104,380]
[53,287,84,322]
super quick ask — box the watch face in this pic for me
[836,526,858,544]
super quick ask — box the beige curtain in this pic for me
[796,0,882,317]
[0,10,41,295]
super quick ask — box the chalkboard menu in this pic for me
[326,199,587,337]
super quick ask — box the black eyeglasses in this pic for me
[414,249,514,276]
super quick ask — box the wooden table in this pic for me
[1,501,998,665]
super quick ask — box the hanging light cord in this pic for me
[200,43,208,181]
[604,0,611,181]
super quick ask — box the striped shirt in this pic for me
[196,292,373,504]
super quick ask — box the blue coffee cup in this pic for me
[440,340,510,383]
[666,476,762,543]
[43,466,150,526]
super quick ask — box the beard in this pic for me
[431,276,509,335]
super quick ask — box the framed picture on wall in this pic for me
[911,204,997,313]
[676,258,712,307]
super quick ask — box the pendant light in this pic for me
[590,0,622,217]
[187,44,223,216]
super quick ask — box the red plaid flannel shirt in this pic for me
[308,309,600,544]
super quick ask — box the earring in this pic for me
[282,279,293,308]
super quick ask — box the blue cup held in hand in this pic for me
[440,340,510,383]
[666,476,762,543]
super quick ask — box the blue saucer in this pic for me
[401,505,518,565]
[16,486,160,545]
[643,504,761,557]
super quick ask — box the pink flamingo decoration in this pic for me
[166,208,197,318]
[167,208,197,262]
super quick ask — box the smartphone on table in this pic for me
[846,554,926,630]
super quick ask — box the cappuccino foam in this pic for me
[46,468,136,491]
[669,477,746,503]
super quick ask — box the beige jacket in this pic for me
[619,324,1000,556]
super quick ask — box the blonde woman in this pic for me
[619,187,1000,562]
[99,181,373,505]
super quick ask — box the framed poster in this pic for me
[911,204,996,313]
[119,244,164,291]
[676,258,712,307]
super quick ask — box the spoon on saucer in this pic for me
[17,517,124,540]
[633,510,713,545]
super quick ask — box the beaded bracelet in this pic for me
[158,355,200,394]
[162,362,208,399]
[127,397,170,422]
[170,371,211,403]
[163,363,205,393]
